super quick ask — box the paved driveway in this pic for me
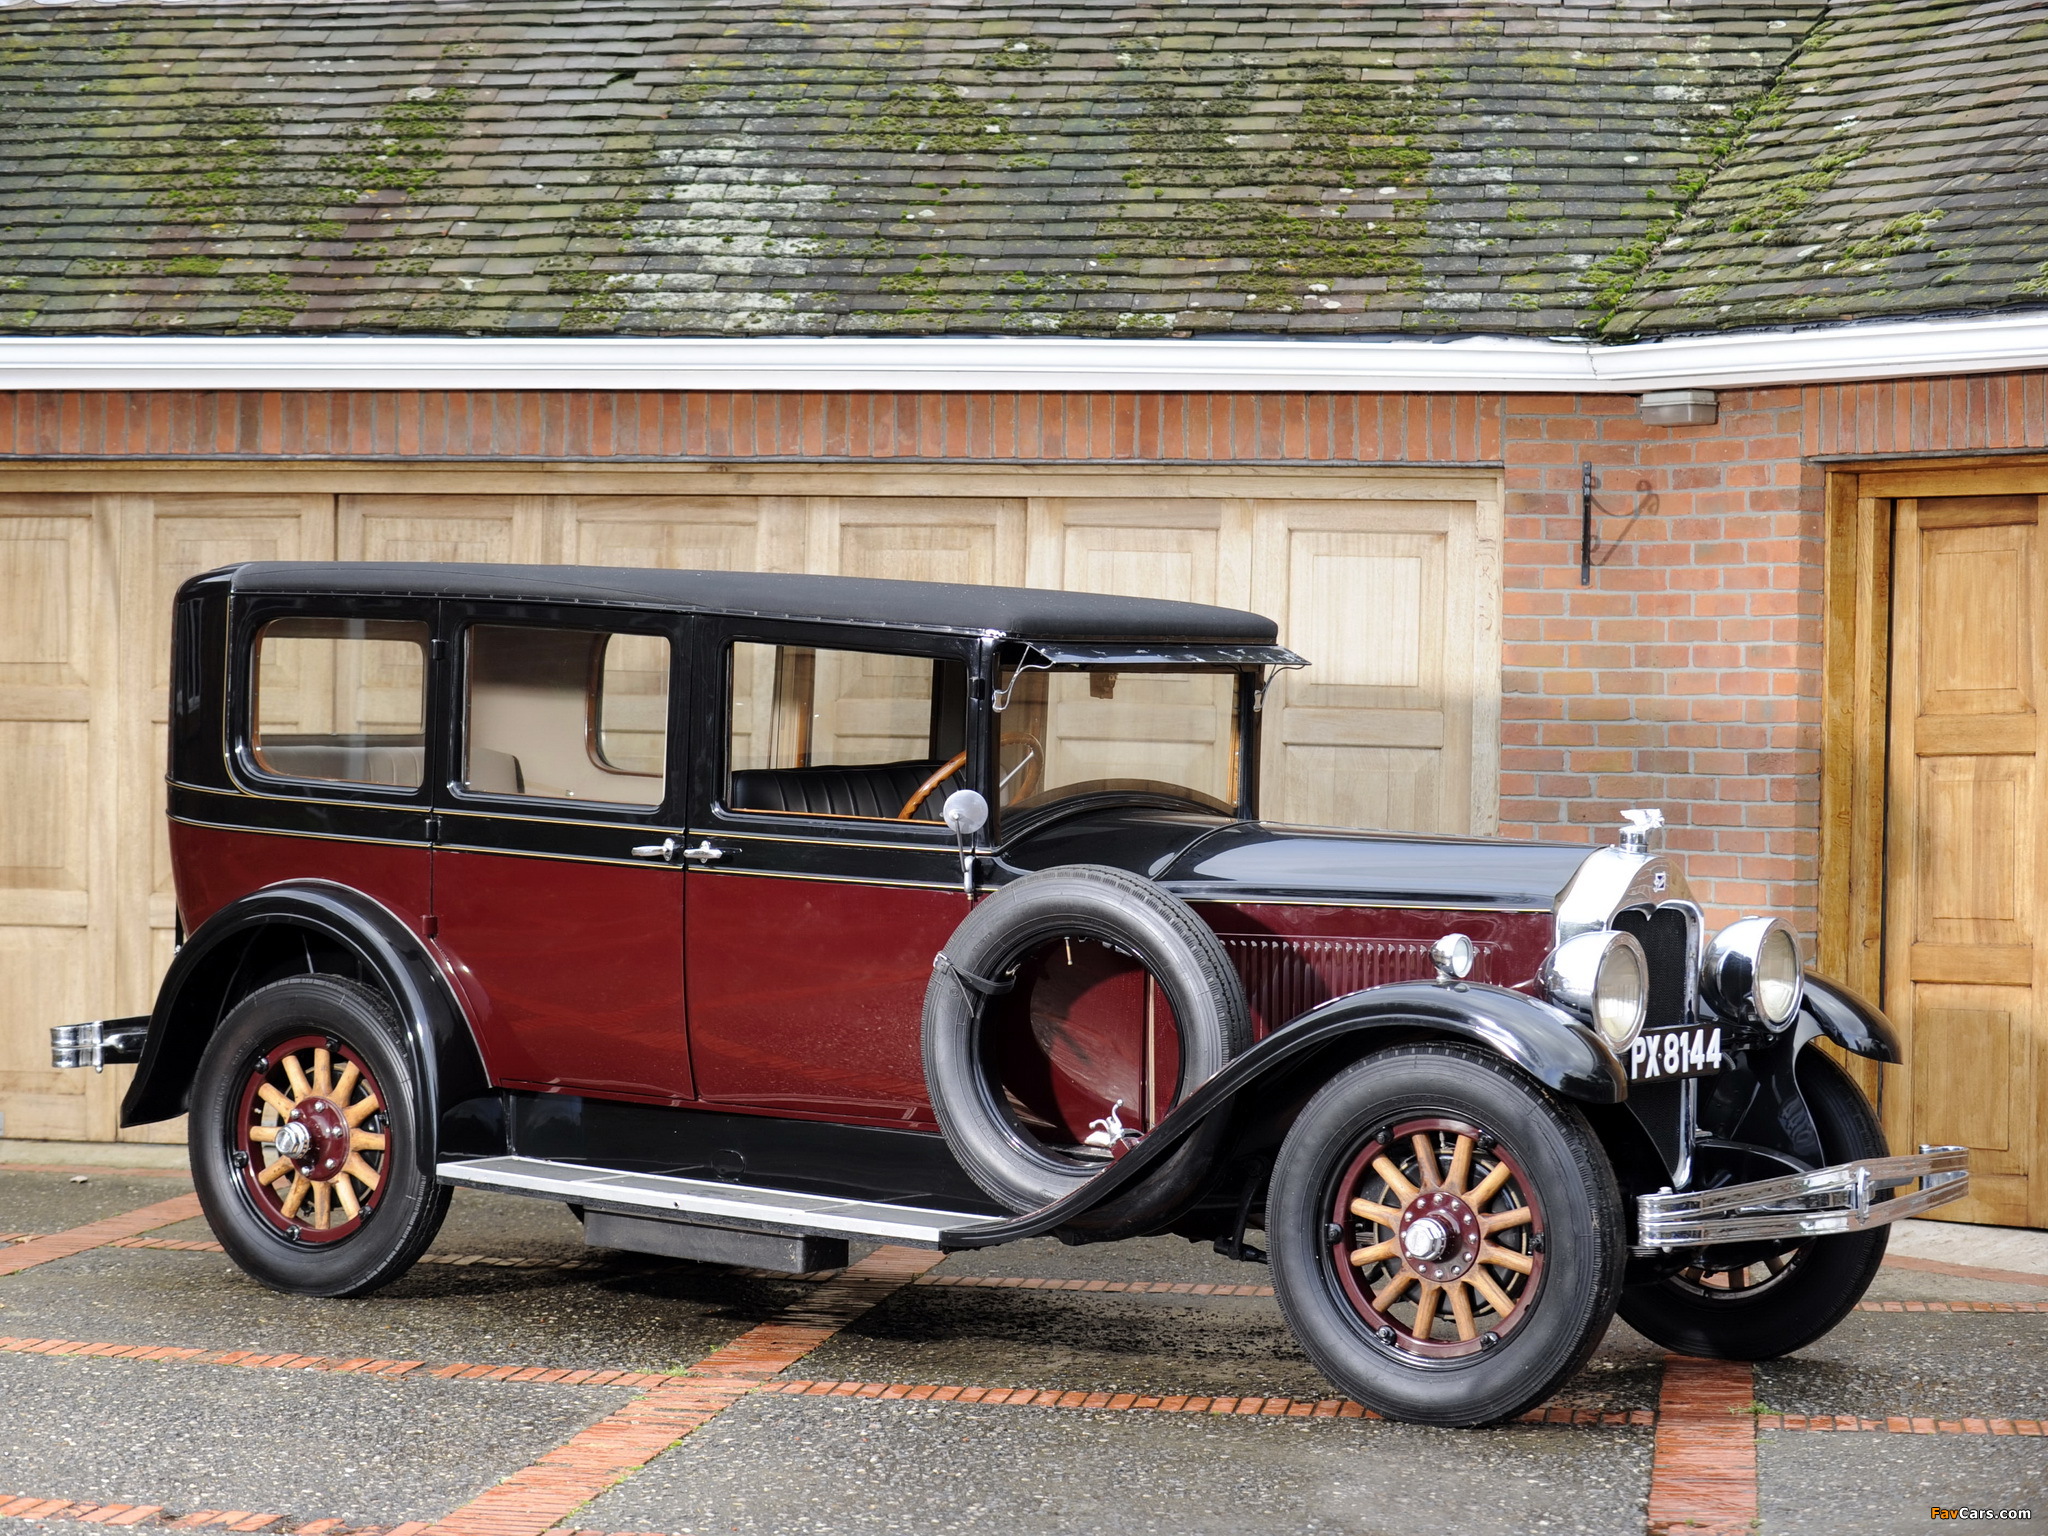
[0,1162,2040,1536]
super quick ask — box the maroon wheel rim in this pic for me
[231,1033,391,1244]
[1327,1117,1546,1360]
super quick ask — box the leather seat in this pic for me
[729,759,961,821]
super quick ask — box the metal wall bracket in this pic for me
[1580,462,1595,586]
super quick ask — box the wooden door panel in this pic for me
[1909,986,2029,1173]
[1917,526,2032,715]
[1252,503,1483,834]
[1911,756,2031,948]
[1886,492,2048,1225]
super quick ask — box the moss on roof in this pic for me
[0,1,2033,339]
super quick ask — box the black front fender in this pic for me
[122,881,491,1177]
[1798,973,1900,1063]
[949,980,1624,1245]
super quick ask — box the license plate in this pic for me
[1626,1026,1723,1082]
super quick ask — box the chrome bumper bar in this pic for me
[50,1017,150,1072]
[1634,1145,1969,1253]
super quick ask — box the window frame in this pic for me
[694,618,985,839]
[440,602,685,824]
[228,594,438,806]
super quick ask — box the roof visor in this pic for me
[1013,641,1307,668]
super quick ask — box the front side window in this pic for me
[463,624,670,807]
[995,662,1241,825]
[251,617,429,788]
[726,641,967,821]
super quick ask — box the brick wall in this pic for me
[1494,387,1825,938]
[5,372,2047,939]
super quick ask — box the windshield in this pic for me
[994,662,1243,825]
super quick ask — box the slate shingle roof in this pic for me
[0,0,2037,340]
[1600,1,2048,335]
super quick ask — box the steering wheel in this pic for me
[896,733,1045,820]
[997,730,1043,803]
[898,751,969,820]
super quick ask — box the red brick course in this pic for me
[0,1195,203,1278]
[1646,1356,1758,1536]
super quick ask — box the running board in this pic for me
[436,1155,1006,1249]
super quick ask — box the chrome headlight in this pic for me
[1539,930,1648,1053]
[1701,917,1804,1030]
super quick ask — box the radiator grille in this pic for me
[1613,905,1693,1031]
[1221,936,1495,1035]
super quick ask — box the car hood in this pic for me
[996,808,1591,911]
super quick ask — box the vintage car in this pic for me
[52,562,1967,1427]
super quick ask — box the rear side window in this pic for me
[251,617,429,789]
[462,624,670,807]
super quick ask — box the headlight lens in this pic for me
[1702,916,1805,1029]
[1592,940,1647,1049]
[1539,930,1648,1052]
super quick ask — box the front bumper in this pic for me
[1634,1145,1969,1253]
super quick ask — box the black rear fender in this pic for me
[957,981,1625,1245]
[123,882,495,1175]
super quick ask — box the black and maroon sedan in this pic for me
[52,563,1966,1426]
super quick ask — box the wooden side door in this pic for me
[1885,491,2048,1226]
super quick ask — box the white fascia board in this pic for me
[2,312,2046,395]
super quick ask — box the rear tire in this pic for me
[1268,1045,1625,1427]
[1617,1048,1888,1360]
[190,976,448,1298]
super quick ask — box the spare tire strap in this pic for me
[933,951,1017,1008]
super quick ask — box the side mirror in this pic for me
[941,789,988,897]
[941,788,989,838]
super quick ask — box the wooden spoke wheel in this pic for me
[1266,1045,1623,1427]
[233,1032,391,1243]
[191,975,447,1298]
[1330,1116,1544,1359]
[1668,1248,1806,1299]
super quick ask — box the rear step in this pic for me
[437,1155,1005,1253]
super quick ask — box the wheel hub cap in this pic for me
[271,1121,312,1161]
[287,1097,352,1182]
[1398,1187,1483,1283]
[1401,1216,1450,1262]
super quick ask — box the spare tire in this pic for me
[922,864,1252,1218]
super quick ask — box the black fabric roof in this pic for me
[226,561,1281,642]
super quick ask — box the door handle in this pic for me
[681,839,726,864]
[631,838,678,862]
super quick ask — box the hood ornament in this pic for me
[1618,807,1665,854]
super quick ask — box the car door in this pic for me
[429,602,693,1102]
[682,618,984,1126]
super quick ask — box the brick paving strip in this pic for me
[917,1274,1276,1296]
[1645,1356,1758,1536]
[753,1377,1653,1424]
[1882,1253,2048,1289]
[0,1196,204,1279]
[4,1331,2033,1437]
[416,1244,945,1536]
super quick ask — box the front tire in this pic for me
[1617,1048,1888,1360]
[190,976,449,1298]
[1268,1045,1625,1427]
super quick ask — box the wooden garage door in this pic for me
[0,467,1500,1144]
[1886,489,2048,1227]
